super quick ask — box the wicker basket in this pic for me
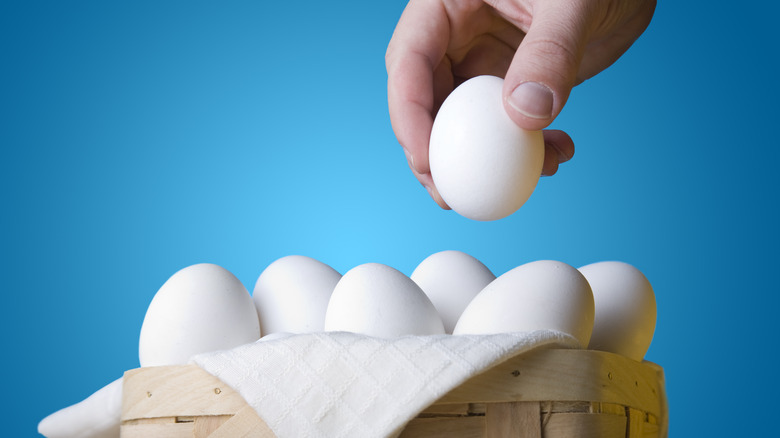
[120,348,667,437]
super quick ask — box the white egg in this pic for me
[324,263,445,338]
[578,261,657,361]
[429,75,544,221]
[411,250,496,333]
[139,263,260,367]
[453,260,594,347]
[252,255,341,335]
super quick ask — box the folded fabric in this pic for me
[38,330,578,438]
[38,377,123,438]
[193,329,579,438]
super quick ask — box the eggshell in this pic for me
[578,261,657,361]
[411,250,496,333]
[429,75,544,221]
[324,263,445,337]
[252,255,341,335]
[139,263,260,367]
[453,260,594,347]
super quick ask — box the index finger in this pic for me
[386,0,451,177]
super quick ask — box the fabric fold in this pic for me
[192,329,579,438]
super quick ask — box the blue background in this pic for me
[2,1,778,436]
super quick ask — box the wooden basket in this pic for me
[121,348,667,437]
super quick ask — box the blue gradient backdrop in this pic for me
[3,1,778,436]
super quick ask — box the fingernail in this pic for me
[403,148,418,172]
[508,82,554,119]
[425,185,450,210]
[557,148,572,163]
[548,143,572,163]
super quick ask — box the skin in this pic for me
[386,0,656,208]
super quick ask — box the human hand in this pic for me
[386,0,656,208]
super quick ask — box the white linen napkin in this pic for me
[192,330,579,438]
[37,377,123,438]
[38,330,578,438]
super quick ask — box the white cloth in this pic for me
[38,377,123,438]
[192,330,579,438]
[38,330,578,438]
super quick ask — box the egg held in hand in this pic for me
[578,261,657,361]
[429,75,544,221]
[325,263,445,338]
[411,250,496,333]
[138,263,261,367]
[453,260,595,347]
[252,255,341,336]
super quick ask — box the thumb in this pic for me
[503,0,591,130]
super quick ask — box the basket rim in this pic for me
[121,348,666,422]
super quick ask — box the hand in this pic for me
[386,0,656,208]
